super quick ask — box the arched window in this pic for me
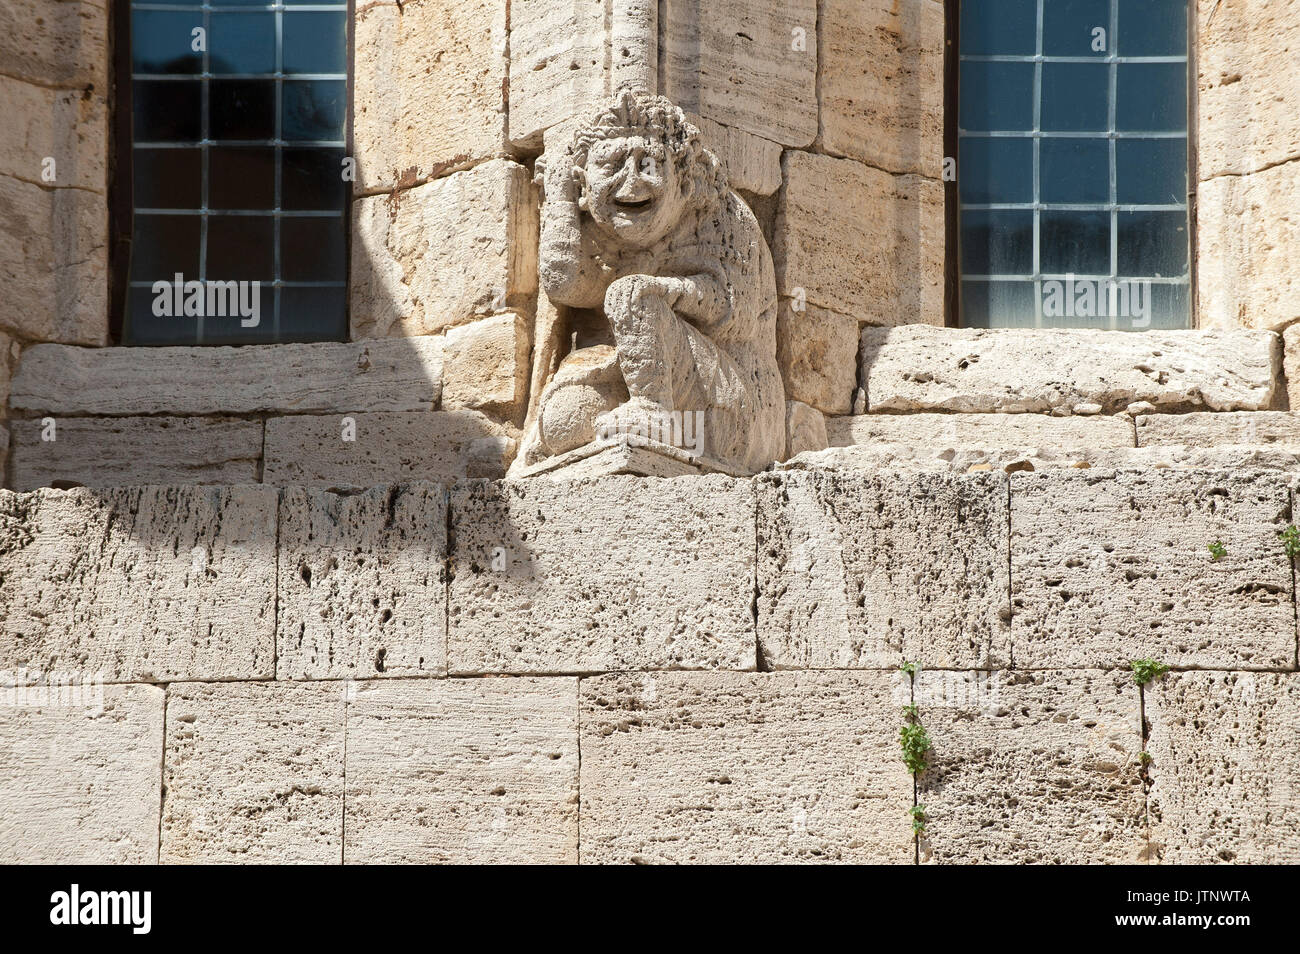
[117,1,351,344]
[955,0,1191,329]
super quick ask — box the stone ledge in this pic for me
[862,325,1280,414]
[827,411,1136,449]
[8,337,443,416]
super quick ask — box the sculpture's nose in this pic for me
[614,160,654,202]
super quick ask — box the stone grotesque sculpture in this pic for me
[510,91,785,477]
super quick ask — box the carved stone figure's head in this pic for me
[569,91,723,249]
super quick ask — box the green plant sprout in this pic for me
[1208,540,1227,561]
[900,718,932,775]
[1279,525,1300,559]
[1130,659,1170,686]
[899,661,920,677]
[909,804,927,836]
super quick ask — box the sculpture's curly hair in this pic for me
[567,90,727,211]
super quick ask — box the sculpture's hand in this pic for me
[606,274,730,332]
[604,275,685,319]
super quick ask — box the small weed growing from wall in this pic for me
[1208,541,1227,561]
[900,714,932,775]
[899,661,919,677]
[1279,525,1300,558]
[1130,658,1170,686]
[909,804,927,836]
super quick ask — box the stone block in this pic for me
[784,399,827,460]
[579,671,915,863]
[756,470,1010,670]
[0,486,277,682]
[0,0,107,89]
[1197,0,1300,179]
[0,77,106,192]
[774,151,943,325]
[440,311,531,419]
[0,171,107,346]
[689,114,783,196]
[344,678,579,863]
[277,484,447,681]
[1136,411,1300,447]
[264,411,512,487]
[509,0,657,148]
[916,670,1146,864]
[350,160,538,338]
[1147,671,1300,864]
[448,476,756,674]
[1198,163,1300,331]
[353,0,508,192]
[160,682,345,863]
[8,416,262,490]
[828,411,1136,448]
[1010,470,1295,669]
[662,0,818,147]
[862,325,1280,413]
[776,299,858,415]
[0,683,163,864]
[9,337,443,416]
[820,0,944,178]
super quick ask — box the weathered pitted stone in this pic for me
[508,0,657,148]
[351,160,538,339]
[277,484,447,680]
[756,470,1010,670]
[661,0,818,147]
[687,115,783,196]
[777,300,858,415]
[515,93,784,477]
[448,475,756,674]
[774,151,943,326]
[1137,411,1300,447]
[828,412,1136,449]
[862,325,1280,413]
[9,337,442,416]
[344,678,579,863]
[1011,470,1295,669]
[1147,671,1300,864]
[916,670,1146,864]
[264,412,513,486]
[161,682,344,863]
[579,671,914,863]
[1197,0,1300,179]
[820,0,944,178]
[1199,163,1300,331]
[9,416,262,490]
[0,0,107,88]
[784,399,827,460]
[0,486,276,683]
[0,684,163,864]
[353,0,508,192]
[0,78,106,192]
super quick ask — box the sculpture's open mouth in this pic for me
[613,196,654,210]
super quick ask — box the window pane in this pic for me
[961,211,1034,275]
[1041,63,1108,133]
[282,218,347,282]
[1117,139,1187,205]
[1117,64,1186,132]
[279,287,348,343]
[1040,211,1110,276]
[1118,0,1186,56]
[132,11,203,73]
[283,12,347,74]
[1040,138,1110,204]
[962,280,1037,328]
[134,148,202,209]
[207,215,275,282]
[1118,212,1188,277]
[210,80,276,139]
[960,62,1035,131]
[1042,0,1110,56]
[959,138,1034,204]
[960,0,1037,55]
[130,214,201,279]
[209,147,276,210]
[133,81,201,142]
[283,80,346,141]
[209,13,277,75]
[283,148,349,211]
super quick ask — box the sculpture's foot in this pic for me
[593,397,683,451]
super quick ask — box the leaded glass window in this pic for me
[123,1,350,344]
[957,0,1191,329]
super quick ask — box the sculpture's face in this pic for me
[581,134,685,248]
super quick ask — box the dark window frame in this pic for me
[108,0,356,345]
[943,0,1199,328]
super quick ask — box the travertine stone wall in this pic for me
[1196,0,1300,331]
[2,470,1296,863]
